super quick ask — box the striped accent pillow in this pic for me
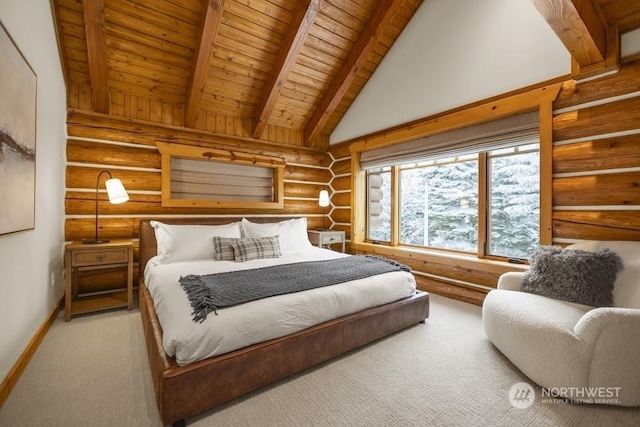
[212,236,238,261]
[231,236,281,262]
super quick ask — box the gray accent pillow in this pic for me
[522,246,623,307]
[212,236,238,261]
[231,236,281,262]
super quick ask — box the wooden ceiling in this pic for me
[51,0,640,150]
[51,0,422,149]
[596,0,640,33]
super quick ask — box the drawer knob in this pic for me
[97,254,105,260]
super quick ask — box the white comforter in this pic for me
[144,248,416,366]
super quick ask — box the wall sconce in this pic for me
[82,170,129,244]
[318,189,330,231]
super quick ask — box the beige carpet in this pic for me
[1,295,638,426]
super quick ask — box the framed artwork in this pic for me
[0,21,37,236]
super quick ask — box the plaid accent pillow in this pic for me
[212,237,238,261]
[231,236,281,262]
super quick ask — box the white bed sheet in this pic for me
[144,247,416,366]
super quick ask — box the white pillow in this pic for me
[241,218,312,252]
[150,221,242,264]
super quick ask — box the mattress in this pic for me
[144,247,416,366]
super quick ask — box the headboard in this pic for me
[138,217,297,283]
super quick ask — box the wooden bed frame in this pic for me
[138,218,430,426]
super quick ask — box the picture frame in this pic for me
[0,20,37,236]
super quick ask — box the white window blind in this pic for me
[360,111,540,169]
[170,158,274,202]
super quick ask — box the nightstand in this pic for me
[307,230,346,253]
[64,240,133,321]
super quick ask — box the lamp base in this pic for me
[82,239,111,244]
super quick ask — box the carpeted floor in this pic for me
[1,294,638,426]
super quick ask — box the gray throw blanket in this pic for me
[180,255,411,322]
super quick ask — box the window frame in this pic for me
[156,142,285,209]
[396,155,480,254]
[366,144,540,261]
[350,85,559,256]
[485,144,541,260]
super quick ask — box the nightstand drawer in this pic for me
[73,248,128,266]
[307,230,346,253]
[320,234,343,245]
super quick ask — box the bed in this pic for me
[138,217,430,426]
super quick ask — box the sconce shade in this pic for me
[318,190,330,231]
[105,178,129,204]
[318,190,330,207]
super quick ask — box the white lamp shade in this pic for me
[318,190,330,207]
[105,178,129,204]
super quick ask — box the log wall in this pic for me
[327,143,353,251]
[327,59,640,304]
[551,58,640,244]
[66,111,331,293]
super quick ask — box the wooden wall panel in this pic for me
[328,141,352,160]
[65,217,325,242]
[331,158,351,175]
[284,165,331,182]
[552,60,640,243]
[329,150,352,240]
[554,60,640,109]
[553,96,640,141]
[331,208,351,224]
[67,139,160,168]
[330,192,351,207]
[330,175,351,192]
[65,192,323,216]
[553,211,640,240]
[553,172,640,206]
[553,134,640,173]
[283,183,328,198]
[66,166,161,191]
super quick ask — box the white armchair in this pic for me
[483,241,640,406]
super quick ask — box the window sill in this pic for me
[355,242,528,269]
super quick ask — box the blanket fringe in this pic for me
[180,275,219,322]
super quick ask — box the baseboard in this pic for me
[0,296,64,406]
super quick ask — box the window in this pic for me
[399,155,478,252]
[487,144,540,258]
[361,112,541,260]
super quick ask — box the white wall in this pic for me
[622,28,640,58]
[0,1,66,382]
[330,0,571,144]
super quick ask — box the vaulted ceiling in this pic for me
[51,0,422,150]
[51,0,640,150]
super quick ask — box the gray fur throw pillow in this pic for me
[522,246,623,307]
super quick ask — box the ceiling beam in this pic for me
[83,0,109,113]
[185,0,224,128]
[252,0,320,140]
[530,0,606,66]
[303,0,404,145]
